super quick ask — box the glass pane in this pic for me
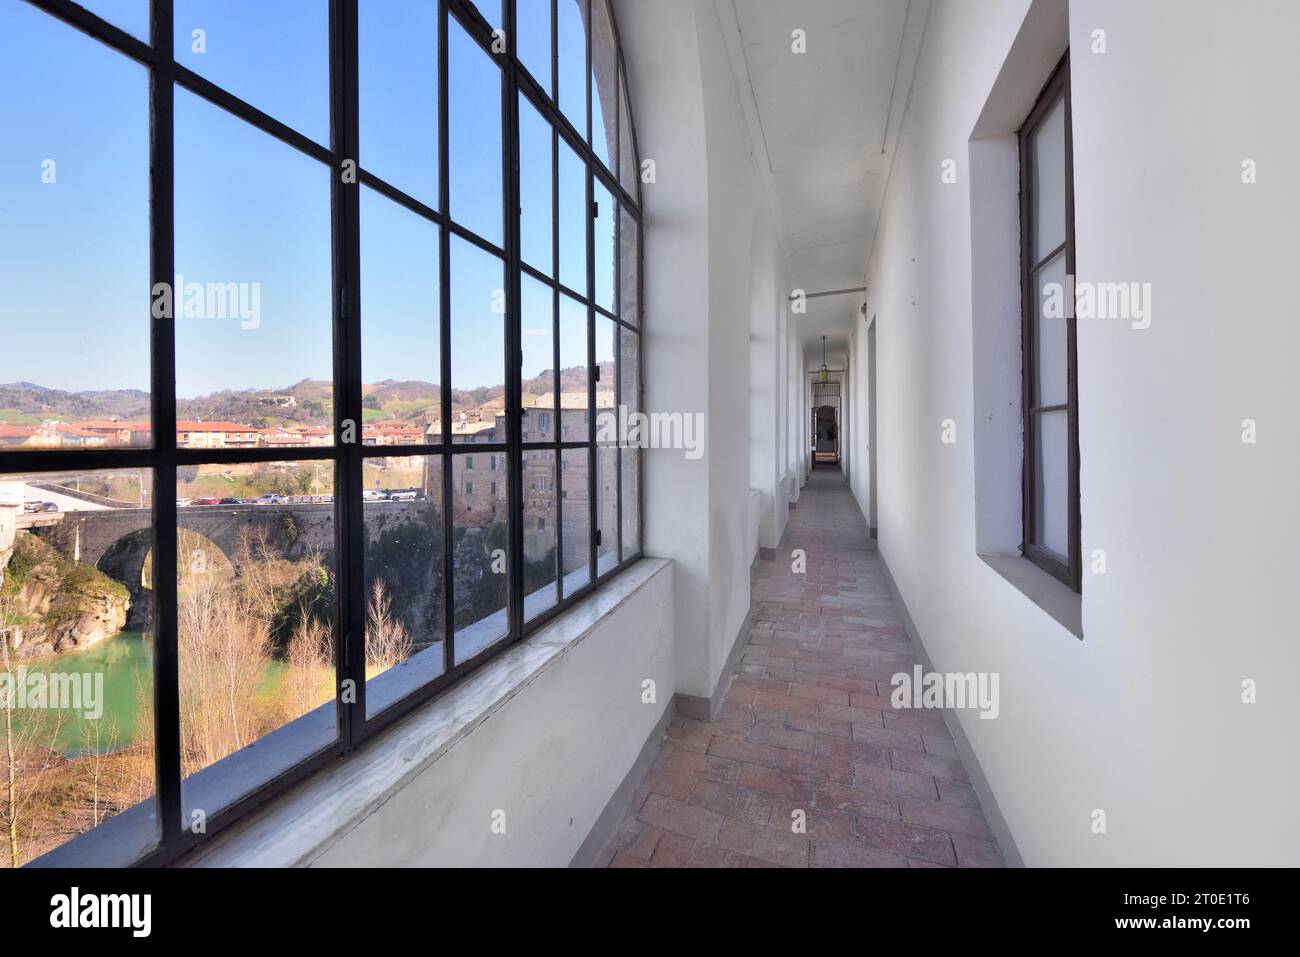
[361,187,442,446]
[1033,410,1069,560]
[174,0,329,145]
[517,0,553,96]
[364,455,445,716]
[178,460,337,820]
[597,446,618,572]
[452,455,508,663]
[1033,251,1069,407]
[521,275,557,442]
[0,469,157,865]
[619,204,639,325]
[596,315,615,411]
[594,180,616,313]
[522,449,558,621]
[449,15,503,246]
[619,67,638,194]
[559,295,589,440]
[174,88,333,441]
[359,0,439,209]
[80,0,149,40]
[620,329,640,559]
[591,0,617,170]
[560,447,590,594]
[1031,94,1066,263]
[519,94,554,275]
[0,5,151,449]
[557,0,587,136]
[558,137,588,295]
[450,238,506,444]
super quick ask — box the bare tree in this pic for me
[366,578,411,673]
[285,607,332,719]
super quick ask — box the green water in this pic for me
[15,632,289,757]
[14,631,153,755]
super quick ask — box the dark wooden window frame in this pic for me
[3,0,644,867]
[1018,52,1081,592]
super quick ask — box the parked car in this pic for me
[191,498,220,506]
[41,502,59,512]
[389,490,418,502]
[236,498,257,505]
[362,489,389,503]
[22,501,44,513]
[176,498,191,508]
[256,494,286,505]
[218,498,241,506]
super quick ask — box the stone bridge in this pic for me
[24,501,430,626]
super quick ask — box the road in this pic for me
[17,482,113,513]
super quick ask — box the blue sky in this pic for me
[0,0,616,399]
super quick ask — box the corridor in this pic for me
[602,467,1003,867]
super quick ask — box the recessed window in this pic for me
[0,0,641,866]
[1019,54,1080,590]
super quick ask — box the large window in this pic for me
[1019,53,1079,590]
[0,0,641,867]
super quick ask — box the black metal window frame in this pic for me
[4,0,644,867]
[1018,52,1080,591]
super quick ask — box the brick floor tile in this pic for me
[951,831,1005,867]
[891,748,971,784]
[716,819,811,867]
[854,762,940,799]
[854,816,957,866]
[637,793,725,843]
[707,732,780,768]
[812,841,908,868]
[901,798,994,841]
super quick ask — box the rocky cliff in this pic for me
[0,531,130,659]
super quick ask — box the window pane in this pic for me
[594,180,616,313]
[521,275,557,442]
[517,0,553,95]
[560,448,590,594]
[619,67,638,194]
[523,449,558,621]
[591,0,617,170]
[619,328,640,559]
[597,446,618,572]
[619,205,639,326]
[451,238,506,444]
[0,5,151,449]
[174,88,333,440]
[471,0,502,31]
[1033,251,1068,407]
[595,315,615,570]
[364,455,445,716]
[0,469,157,865]
[452,455,508,663]
[178,460,337,820]
[449,15,503,246]
[1033,410,1068,560]
[361,187,442,445]
[174,0,329,145]
[557,0,587,136]
[1031,94,1066,262]
[80,0,149,40]
[558,137,588,294]
[359,0,439,208]
[596,315,615,411]
[519,94,555,275]
[559,295,589,439]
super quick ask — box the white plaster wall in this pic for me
[618,0,783,702]
[310,564,676,867]
[850,0,1300,865]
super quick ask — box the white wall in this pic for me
[851,0,1300,865]
[618,0,787,705]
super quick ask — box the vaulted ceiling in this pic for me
[716,0,929,365]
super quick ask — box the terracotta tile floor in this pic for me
[600,465,1004,868]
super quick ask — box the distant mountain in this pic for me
[0,382,150,421]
